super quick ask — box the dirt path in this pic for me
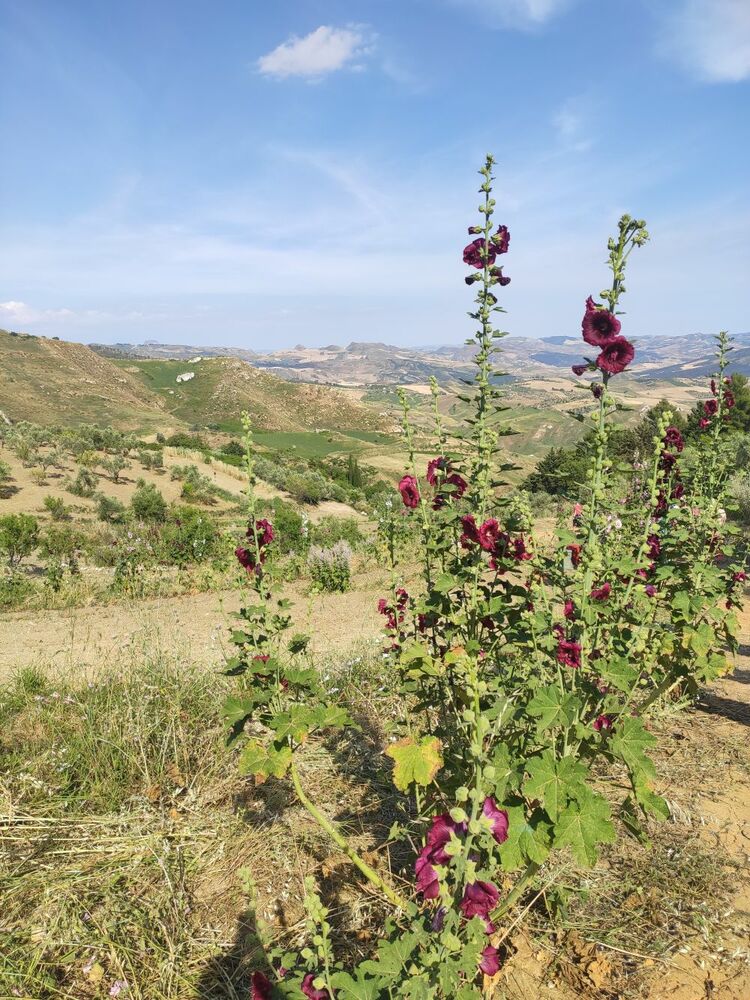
[0,576,390,680]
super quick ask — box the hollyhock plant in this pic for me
[460,514,481,547]
[460,881,500,921]
[478,518,503,552]
[479,946,501,976]
[704,398,718,417]
[415,854,441,899]
[250,971,273,1000]
[482,797,509,844]
[301,974,331,1000]
[463,237,495,270]
[596,336,635,375]
[557,638,582,669]
[398,474,420,509]
[593,714,613,732]
[591,582,611,601]
[664,426,685,452]
[582,296,622,347]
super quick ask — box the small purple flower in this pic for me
[590,582,611,601]
[593,714,613,732]
[645,584,657,597]
[479,945,501,976]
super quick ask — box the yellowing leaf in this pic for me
[385,736,443,792]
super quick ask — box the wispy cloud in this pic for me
[552,96,594,152]
[257,25,374,80]
[659,0,750,82]
[448,0,576,30]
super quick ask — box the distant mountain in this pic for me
[89,331,750,387]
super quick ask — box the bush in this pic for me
[171,464,218,504]
[43,495,70,521]
[287,471,325,505]
[130,481,167,522]
[67,468,97,498]
[166,432,208,451]
[0,571,35,609]
[0,458,13,485]
[221,439,245,457]
[156,505,220,566]
[309,515,364,550]
[97,493,127,524]
[0,513,39,567]
[307,540,352,592]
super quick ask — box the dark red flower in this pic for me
[235,545,260,573]
[566,543,582,568]
[512,536,531,561]
[664,426,684,453]
[596,337,634,375]
[571,363,588,376]
[252,518,274,547]
[699,417,710,430]
[460,881,499,920]
[564,599,576,619]
[414,853,440,899]
[478,518,502,552]
[582,298,621,347]
[426,457,449,486]
[479,945,501,976]
[425,813,467,864]
[671,482,685,500]
[482,797,509,844]
[398,475,420,509]
[704,398,718,417]
[492,225,510,254]
[489,266,511,286]
[647,534,661,561]
[463,238,495,270]
[710,378,717,396]
[591,582,611,601]
[724,389,735,409]
[557,639,582,669]
[460,514,481,547]
[593,714,613,732]
[645,584,657,597]
[445,472,468,500]
[733,571,747,584]
[301,974,331,1000]
[251,971,274,1000]
[660,451,677,473]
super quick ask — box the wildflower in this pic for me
[704,398,718,417]
[512,536,532,561]
[557,638,582,669]
[491,224,510,254]
[301,974,331,1000]
[415,853,440,899]
[398,475,420,509]
[564,599,576,619]
[431,906,447,931]
[235,545,260,573]
[647,534,661,560]
[571,363,588,376]
[671,482,685,500]
[725,389,735,409]
[699,417,710,430]
[479,945,501,976]
[460,880,500,921]
[593,714,613,732]
[710,378,717,396]
[596,336,635,375]
[425,812,467,863]
[109,984,128,999]
[660,451,677,473]
[426,456,449,486]
[664,426,684,452]
[489,266,511,286]
[591,582,611,601]
[566,543,582,568]
[460,514,481,547]
[478,518,502,552]
[645,584,657,597]
[252,518,274,547]
[733,571,747,585]
[463,238,495,270]
[582,297,621,347]
[251,972,274,1000]
[482,797,509,844]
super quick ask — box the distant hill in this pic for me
[0,330,394,434]
[91,332,750,386]
[0,329,166,429]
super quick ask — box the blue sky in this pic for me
[0,0,748,349]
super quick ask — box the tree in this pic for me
[104,454,128,483]
[0,459,12,486]
[131,480,167,521]
[0,513,39,567]
[522,445,589,496]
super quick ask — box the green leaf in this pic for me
[634,778,670,821]
[527,685,578,731]
[553,788,615,866]
[360,932,419,978]
[222,695,255,728]
[237,740,292,783]
[499,804,552,871]
[385,736,443,792]
[329,971,382,999]
[610,716,657,782]
[525,752,589,822]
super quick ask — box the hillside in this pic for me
[0,329,166,429]
[115,356,394,433]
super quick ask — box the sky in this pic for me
[0,0,748,349]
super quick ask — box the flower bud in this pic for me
[450,806,468,824]
[456,786,469,802]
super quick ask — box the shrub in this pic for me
[267,499,308,555]
[171,464,218,504]
[130,481,167,522]
[0,513,39,568]
[43,495,70,521]
[166,431,208,451]
[67,467,97,498]
[156,505,220,566]
[0,571,35,609]
[307,540,352,593]
[0,458,12,485]
[286,471,325,505]
[221,439,245,457]
[96,493,127,523]
[309,515,364,550]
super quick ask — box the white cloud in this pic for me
[0,300,75,326]
[257,25,373,80]
[449,0,575,30]
[660,0,750,82]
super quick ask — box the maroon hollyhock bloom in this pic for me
[491,225,510,254]
[582,298,621,347]
[414,853,440,899]
[699,417,710,429]
[564,598,576,619]
[426,456,449,486]
[512,536,531,561]
[250,972,273,1000]
[235,545,259,573]
[566,543,582,568]
[557,638,582,669]
[425,812,467,863]
[482,797,509,844]
[724,389,735,409]
[478,518,502,552]
[463,238,495,270]
[660,451,677,473]
[489,266,511,286]
[647,534,661,560]
[398,475,420,509]
[596,337,634,375]
[664,426,685,453]
[704,398,718,417]
[571,363,588,376]
[252,518,275,547]
[590,582,611,601]
[733,571,747,584]
[460,514,481,547]
[671,482,685,500]
[460,881,500,920]
[593,714,613,732]
[301,974,331,1000]
[479,945,501,976]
